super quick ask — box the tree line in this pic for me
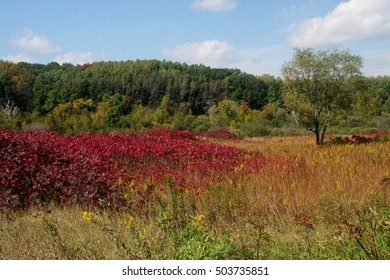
[0,60,279,114]
[0,53,389,138]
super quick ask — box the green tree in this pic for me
[0,68,13,104]
[118,103,153,131]
[105,93,131,127]
[91,101,109,132]
[257,102,288,127]
[366,76,390,114]
[45,98,95,134]
[208,99,240,129]
[153,93,175,127]
[259,74,283,104]
[353,91,380,118]
[171,102,195,130]
[208,99,252,130]
[43,89,69,112]
[282,48,363,144]
[227,73,268,110]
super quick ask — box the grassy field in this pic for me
[1,135,389,260]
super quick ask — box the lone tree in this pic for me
[282,48,363,144]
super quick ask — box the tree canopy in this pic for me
[282,48,363,144]
[0,60,273,115]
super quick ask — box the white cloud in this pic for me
[54,52,93,65]
[191,0,236,12]
[162,40,285,76]
[361,49,390,76]
[2,54,36,63]
[162,40,237,68]
[288,0,390,47]
[13,29,61,53]
[235,47,288,77]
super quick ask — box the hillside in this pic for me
[0,59,389,136]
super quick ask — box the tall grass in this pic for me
[1,136,389,259]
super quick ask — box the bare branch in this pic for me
[0,100,21,120]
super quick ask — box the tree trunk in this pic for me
[313,119,322,145]
[314,127,327,145]
[320,126,327,144]
[315,129,321,145]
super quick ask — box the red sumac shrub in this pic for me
[0,130,273,210]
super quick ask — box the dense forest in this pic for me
[0,59,389,136]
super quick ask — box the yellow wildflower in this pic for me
[82,212,94,222]
[124,214,135,229]
[237,179,243,190]
[191,214,205,229]
[234,163,244,172]
[138,227,147,241]
[130,179,136,187]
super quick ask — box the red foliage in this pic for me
[201,129,242,140]
[327,131,389,145]
[0,130,274,210]
[80,63,94,69]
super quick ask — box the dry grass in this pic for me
[1,136,389,259]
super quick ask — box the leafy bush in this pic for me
[327,132,389,145]
[0,130,273,210]
[174,225,238,260]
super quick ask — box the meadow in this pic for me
[0,130,389,259]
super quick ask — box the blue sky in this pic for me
[1,0,389,77]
